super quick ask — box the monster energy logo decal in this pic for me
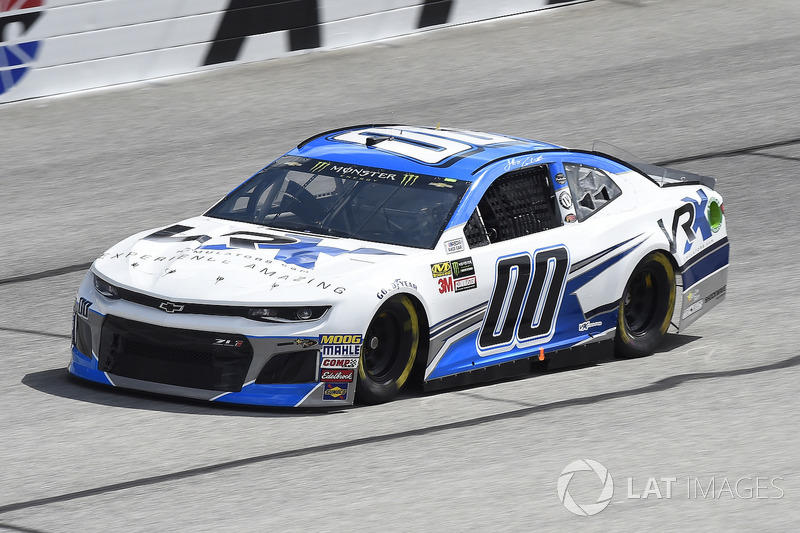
[295,158,465,191]
[310,161,330,173]
[401,173,420,186]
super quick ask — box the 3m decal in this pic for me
[478,246,570,352]
[0,0,44,96]
[438,276,454,294]
[322,382,348,400]
[319,369,355,383]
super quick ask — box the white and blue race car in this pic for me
[69,125,729,407]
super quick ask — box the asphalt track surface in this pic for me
[1,0,799,530]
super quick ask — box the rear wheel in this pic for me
[615,251,676,358]
[356,295,420,404]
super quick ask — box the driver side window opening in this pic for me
[464,164,558,247]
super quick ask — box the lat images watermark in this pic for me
[557,459,614,516]
[557,460,785,516]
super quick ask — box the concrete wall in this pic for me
[0,0,590,104]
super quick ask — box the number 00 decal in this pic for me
[478,246,570,354]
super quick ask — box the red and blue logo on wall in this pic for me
[0,0,44,96]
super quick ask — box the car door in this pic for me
[426,158,639,380]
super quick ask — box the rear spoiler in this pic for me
[592,141,716,190]
[631,162,717,190]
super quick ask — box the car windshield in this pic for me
[205,156,470,249]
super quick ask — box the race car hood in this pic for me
[91,216,410,304]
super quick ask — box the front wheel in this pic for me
[356,295,420,404]
[615,251,676,358]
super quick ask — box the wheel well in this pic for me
[618,248,680,331]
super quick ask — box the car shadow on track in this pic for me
[22,334,702,414]
[395,333,704,403]
[21,369,344,417]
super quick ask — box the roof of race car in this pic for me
[289,125,563,181]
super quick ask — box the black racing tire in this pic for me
[356,295,420,405]
[615,251,676,358]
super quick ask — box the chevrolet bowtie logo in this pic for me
[159,301,185,313]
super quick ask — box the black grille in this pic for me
[256,350,318,384]
[98,315,253,392]
[73,313,93,357]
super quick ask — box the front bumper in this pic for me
[68,276,356,408]
[69,346,328,407]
